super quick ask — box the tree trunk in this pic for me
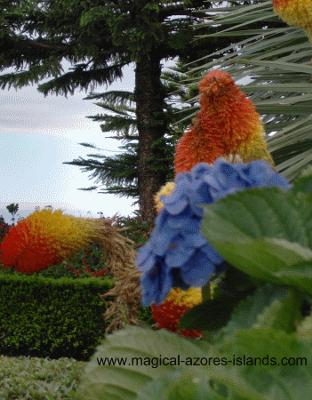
[135,49,169,225]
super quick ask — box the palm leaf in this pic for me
[180,0,312,180]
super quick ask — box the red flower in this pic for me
[151,288,202,338]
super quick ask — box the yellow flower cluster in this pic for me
[273,0,312,41]
[154,181,176,213]
[26,209,93,260]
[166,288,202,308]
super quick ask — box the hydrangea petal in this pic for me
[136,159,290,306]
[141,265,173,306]
[136,243,157,272]
[180,249,216,287]
[165,239,196,268]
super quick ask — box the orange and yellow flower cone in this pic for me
[0,209,93,273]
[174,70,273,174]
[273,0,312,42]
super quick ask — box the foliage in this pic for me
[76,172,312,399]
[0,355,83,400]
[201,185,312,288]
[113,214,151,246]
[74,2,312,394]
[66,89,138,198]
[180,0,312,180]
[77,326,312,399]
[65,67,192,200]
[66,140,140,198]
[38,243,110,279]
[0,215,9,242]
[0,0,216,222]
[0,272,112,360]
[6,203,19,224]
[137,306,153,326]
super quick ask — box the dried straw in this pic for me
[89,218,141,332]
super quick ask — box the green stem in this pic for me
[202,283,212,303]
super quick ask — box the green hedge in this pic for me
[0,273,112,360]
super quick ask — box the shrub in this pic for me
[0,273,112,360]
[0,355,83,400]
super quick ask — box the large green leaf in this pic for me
[292,171,312,194]
[181,284,301,337]
[201,186,312,293]
[77,326,312,400]
[137,370,213,400]
[180,268,255,331]
[77,327,209,400]
[211,329,312,400]
[179,294,243,331]
[297,313,312,337]
[222,285,301,337]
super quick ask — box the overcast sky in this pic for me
[0,65,136,220]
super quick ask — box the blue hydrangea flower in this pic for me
[137,159,290,306]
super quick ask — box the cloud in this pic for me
[0,64,135,137]
[0,64,136,217]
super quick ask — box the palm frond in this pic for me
[180,0,312,179]
[85,90,135,106]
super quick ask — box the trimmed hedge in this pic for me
[0,273,112,360]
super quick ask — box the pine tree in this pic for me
[0,0,228,222]
[65,66,194,202]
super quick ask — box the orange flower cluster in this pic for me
[174,70,273,174]
[0,209,93,274]
[273,0,312,41]
[151,288,202,338]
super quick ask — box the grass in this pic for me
[0,355,84,400]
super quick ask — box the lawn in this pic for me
[0,355,84,400]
